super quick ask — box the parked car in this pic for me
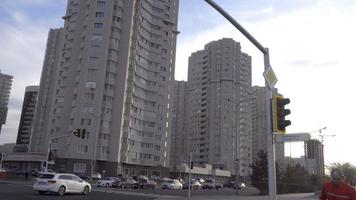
[33,173,91,196]
[183,180,201,190]
[161,179,183,190]
[202,179,219,190]
[96,177,121,187]
[117,178,137,188]
[135,179,157,189]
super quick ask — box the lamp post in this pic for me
[89,112,100,183]
[235,159,240,195]
[204,1,277,199]
[0,152,5,170]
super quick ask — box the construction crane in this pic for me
[310,126,335,143]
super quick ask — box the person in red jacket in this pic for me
[320,168,356,200]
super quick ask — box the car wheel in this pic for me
[105,183,110,187]
[58,186,66,196]
[38,191,46,195]
[82,186,90,195]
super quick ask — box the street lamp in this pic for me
[204,1,278,199]
[88,112,101,183]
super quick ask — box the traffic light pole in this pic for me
[204,1,277,199]
[44,134,71,172]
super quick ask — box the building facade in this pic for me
[170,80,189,168]
[304,139,325,177]
[30,28,64,154]
[187,38,252,176]
[0,70,13,135]
[14,86,39,152]
[33,0,179,177]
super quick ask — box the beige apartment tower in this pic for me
[187,38,252,176]
[32,0,179,177]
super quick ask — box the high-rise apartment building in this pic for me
[170,80,189,168]
[0,70,13,134]
[14,86,39,152]
[30,28,64,153]
[187,38,252,175]
[304,139,325,177]
[33,0,179,177]
[251,86,285,165]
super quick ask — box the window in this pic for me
[96,12,104,18]
[73,163,87,173]
[82,106,94,113]
[155,145,161,151]
[84,92,94,100]
[154,156,160,161]
[97,1,106,7]
[81,118,91,125]
[88,69,97,76]
[85,81,96,89]
[92,34,102,41]
[77,145,88,153]
[58,175,72,180]
[94,23,103,29]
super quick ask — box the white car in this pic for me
[95,177,120,187]
[161,179,183,190]
[33,173,91,196]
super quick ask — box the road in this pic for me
[0,182,155,200]
[0,181,318,200]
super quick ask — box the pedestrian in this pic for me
[320,168,356,200]
[25,171,29,182]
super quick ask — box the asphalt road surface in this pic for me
[0,182,155,200]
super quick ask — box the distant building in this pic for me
[0,70,13,134]
[14,86,39,152]
[0,143,16,154]
[187,38,252,176]
[304,139,325,177]
[170,81,189,168]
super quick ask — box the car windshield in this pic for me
[38,174,55,179]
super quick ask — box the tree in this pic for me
[251,150,268,194]
[280,164,313,193]
[329,162,356,185]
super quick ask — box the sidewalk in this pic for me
[155,193,318,200]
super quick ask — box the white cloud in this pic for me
[0,13,54,145]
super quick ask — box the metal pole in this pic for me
[204,0,267,54]
[0,152,4,170]
[204,1,278,199]
[90,114,100,183]
[235,159,240,195]
[264,50,277,199]
[188,152,192,200]
[45,141,51,172]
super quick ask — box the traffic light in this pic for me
[274,95,291,134]
[81,129,86,139]
[73,128,81,137]
[73,128,87,139]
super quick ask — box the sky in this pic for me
[0,0,355,167]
